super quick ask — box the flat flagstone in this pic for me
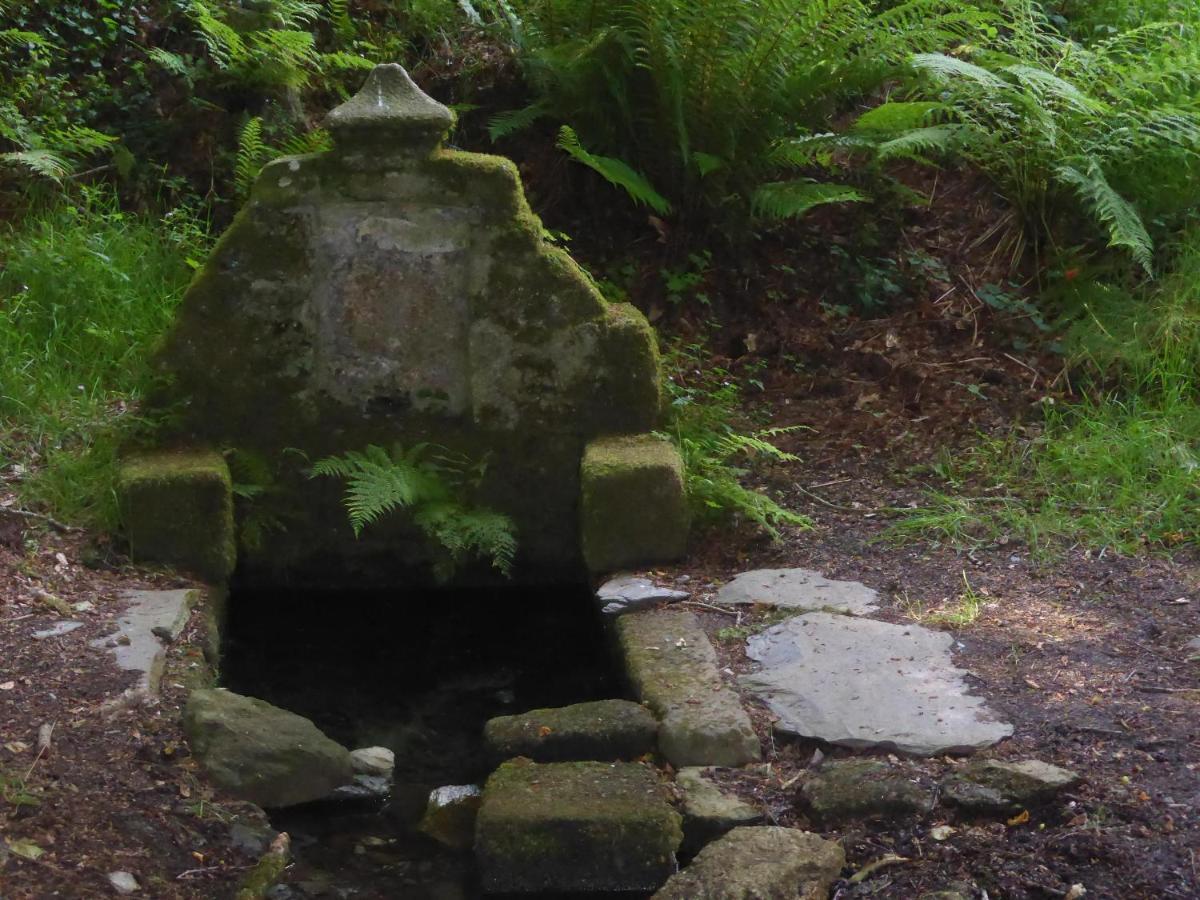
[741,612,1012,756]
[597,574,689,615]
[715,568,879,615]
[89,589,196,697]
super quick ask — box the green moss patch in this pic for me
[581,435,689,573]
[117,449,236,583]
[475,758,682,893]
[483,699,657,763]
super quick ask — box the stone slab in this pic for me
[475,759,682,893]
[799,759,935,824]
[89,589,196,697]
[597,574,689,616]
[484,699,657,762]
[944,759,1081,814]
[32,621,83,640]
[653,826,844,900]
[616,610,760,767]
[716,568,878,615]
[742,613,1012,756]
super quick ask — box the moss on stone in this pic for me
[483,699,658,763]
[117,450,236,583]
[234,841,288,900]
[581,435,689,573]
[143,65,672,587]
[476,759,682,893]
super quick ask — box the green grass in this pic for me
[0,188,206,529]
[891,230,1200,556]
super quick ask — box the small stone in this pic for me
[1185,636,1200,657]
[418,785,482,850]
[484,699,657,762]
[350,746,395,778]
[108,871,140,894]
[675,767,763,852]
[327,774,391,806]
[32,621,83,640]
[716,568,879,615]
[944,759,1081,814]
[597,575,688,616]
[476,759,681,893]
[800,759,935,825]
[229,822,276,857]
[653,826,844,899]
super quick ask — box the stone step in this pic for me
[475,759,682,893]
[652,826,844,899]
[615,609,760,768]
[483,698,657,763]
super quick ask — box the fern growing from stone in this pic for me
[312,443,518,580]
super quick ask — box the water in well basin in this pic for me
[220,584,622,899]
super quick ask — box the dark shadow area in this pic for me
[221,582,635,899]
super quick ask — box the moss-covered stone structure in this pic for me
[122,64,687,585]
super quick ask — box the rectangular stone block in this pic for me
[617,610,761,768]
[580,435,689,573]
[118,449,236,582]
[475,759,682,893]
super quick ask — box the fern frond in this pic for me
[1055,162,1154,274]
[875,125,962,161]
[854,101,952,133]
[556,125,672,214]
[0,149,71,181]
[147,47,191,78]
[0,29,44,49]
[280,128,332,157]
[414,503,518,576]
[327,0,354,38]
[45,126,117,156]
[751,180,867,220]
[235,117,267,196]
[488,103,548,141]
[319,51,374,72]
[910,52,1007,90]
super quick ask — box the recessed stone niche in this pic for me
[119,64,688,586]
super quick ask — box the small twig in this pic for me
[849,854,911,884]
[2,507,81,533]
[1135,684,1199,694]
[680,600,739,617]
[36,722,54,755]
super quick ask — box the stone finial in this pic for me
[326,63,454,156]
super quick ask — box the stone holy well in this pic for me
[117,64,688,585]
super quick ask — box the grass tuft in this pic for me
[0,188,206,529]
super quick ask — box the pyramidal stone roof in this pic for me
[326,62,454,154]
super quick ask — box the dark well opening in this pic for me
[221,582,625,898]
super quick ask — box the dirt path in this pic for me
[0,522,267,898]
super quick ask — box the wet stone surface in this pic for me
[741,612,1012,756]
